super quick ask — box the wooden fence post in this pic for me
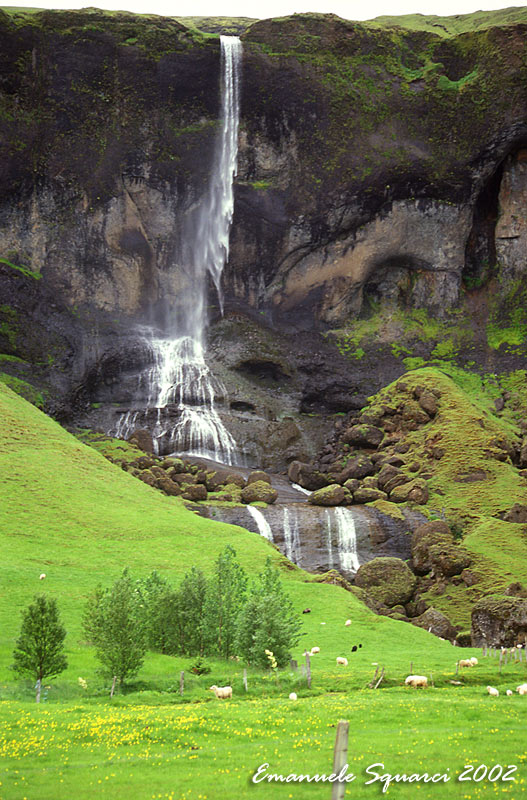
[499,651,503,674]
[331,720,349,800]
[305,652,311,689]
[410,661,413,674]
[455,661,459,676]
[110,676,117,698]
[179,671,184,696]
[290,659,298,672]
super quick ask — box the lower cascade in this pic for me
[200,498,413,581]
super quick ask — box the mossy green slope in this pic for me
[365,366,527,626]
[0,381,460,687]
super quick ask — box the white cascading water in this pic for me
[325,509,335,570]
[283,507,302,563]
[332,507,361,574]
[114,36,242,462]
[247,505,274,542]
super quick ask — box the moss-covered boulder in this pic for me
[353,487,388,504]
[308,483,351,506]
[411,520,453,574]
[471,594,527,647]
[355,557,417,607]
[390,478,429,504]
[182,484,208,501]
[247,470,271,485]
[428,543,472,578]
[156,477,181,496]
[241,480,278,504]
[138,470,156,487]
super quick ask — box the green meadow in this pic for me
[1,381,527,799]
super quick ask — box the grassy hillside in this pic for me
[1,374,527,797]
[367,5,527,36]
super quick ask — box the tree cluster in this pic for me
[84,546,302,679]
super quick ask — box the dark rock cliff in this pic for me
[1,8,527,459]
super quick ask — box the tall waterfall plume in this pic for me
[114,36,242,463]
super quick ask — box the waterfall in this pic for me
[325,509,335,570]
[113,37,242,463]
[283,507,301,563]
[332,507,361,574]
[247,505,274,542]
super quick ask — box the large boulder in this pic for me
[247,470,272,485]
[287,460,329,490]
[182,484,208,501]
[353,487,388,504]
[336,455,375,482]
[418,391,438,417]
[411,521,454,575]
[241,481,278,504]
[471,594,527,647]
[308,484,351,506]
[503,503,527,523]
[355,557,417,607]
[127,428,154,453]
[342,424,384,448]
[390,478,429,504]
[427,543,472,578]
[412,607,457,641]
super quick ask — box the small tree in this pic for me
[12,595,68,702]
[83,570,147,690]
[205,545,247,659]
[236,558,302,669]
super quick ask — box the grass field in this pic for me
[1,381,527,798]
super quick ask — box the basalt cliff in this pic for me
[2,6,527,638]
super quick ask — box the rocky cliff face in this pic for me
[1,8,527,457]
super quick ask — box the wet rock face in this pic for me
[197,502,414,579]
[471,595,527,647]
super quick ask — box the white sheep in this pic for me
[345,619,351,627]
[458,659,475,668]
[405,675,428,688]
[289,692,298,701]
[506,690,513,696]
[336,657,348,666]
[517,683,527,695]
[310,647,320,655]
[39,573,46,580]
[486,686,499,697]
[469,657,478,666]
[209,685,232,700]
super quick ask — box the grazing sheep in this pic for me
[289,692,298,701]
[517,683,527,695]
[310,647,320,655]
[209,685,232,700]
[487,686,499,697]
[336,657,348,666]
[39,573,46,580]
[506,690,513,696]
[458,659,475,668]
[469,657,478,666]
[351,645,357,652]
[345,619,351,627]
[405,675,428,688]
[302,608,311,614]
